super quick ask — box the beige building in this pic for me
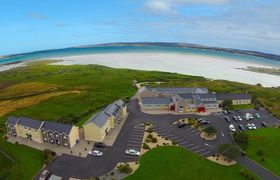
[6,116,80,148]
[216,93,252,105]
[83,99,126,142]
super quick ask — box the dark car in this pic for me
[232,116,238,121]
[238,124,245,131]
[224,116,231,123]
[261,122,268,127]
[178,123,187,128]
[227,110,232,114]
[94,142,106,149]
[235,109,241,113]
[200,120,210,125]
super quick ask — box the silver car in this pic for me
[125,149,140,156]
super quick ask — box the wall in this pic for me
[69,126,80,148]
[17,125,43,143]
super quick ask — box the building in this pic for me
[41,121,79,148]
[139,86,251,113]
[83,99,127,142]
[216,93,252,105]
[6,117,79,148]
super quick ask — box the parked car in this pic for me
[247,124,253,130]
[200,120,210,125]
[224,116,231,123]
[197,118,206,122]
[251,123,257,130]
[223,110,228,115]
[48,175,62,180]
[229,124,236,132]
[94,142,106,149]
[178,123,187,128]
[125,149,140,156]
[237,116,242,121]
[245,113,254,120]
[89,150,103,157]
[238,124,245,131]
[255,113,261,119]
[232,116,238,121]
[39,170,50,180]
[261,122,268,127]
[227,110,232,114]
[235,109,241,113]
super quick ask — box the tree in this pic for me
[233,132,248,150]
[203,126,217,136]
[222,99,232,109]
[218,144,241,160]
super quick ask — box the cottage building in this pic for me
[83,99,127,142]
[216,93,252,105]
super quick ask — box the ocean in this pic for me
[1,45,280,68]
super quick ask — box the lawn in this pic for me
[246,128,280,176]
[229,104,255,110]
[0,141,44,180]
[126,146,258,180]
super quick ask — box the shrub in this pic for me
[261,157,265,162]
[172,141,177,145]
[43,149,55,164]
[143,143,150,149]
[15,141,19,145]
[218,144,241,160]
[117,164,133,174]
[146,127,153,133]
[144,121,152,126]
[256,148,264,156]
[203,126,217,136]
[233,132,248,150]
[145,138,152,143]
[152,137,158,143]
[147,134,153,139]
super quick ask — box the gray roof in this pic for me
[146,87,208,94]
[216,93,251,100]
[199,93,217,99]
[17,117,43,129]
[141,97,172,105]
[6,116,19,127]
[179,93,193,100]
[42,121,73,135]
[85,111,110,128]
[84,99,125,128]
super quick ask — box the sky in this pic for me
[0,0,279,55]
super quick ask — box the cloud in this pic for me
[27,12,47,20]
[145,0,228,14]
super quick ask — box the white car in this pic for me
[237,116,242,121]
[229,124,236,132]
[39,170,49,180]
[251,123,257,130]
[247,124,253,130]
[245,113,253,120]
[125,149,140,156]
[89,150,103,157]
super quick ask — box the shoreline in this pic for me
[0,60,30,72]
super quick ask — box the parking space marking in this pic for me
[194,132,201,135]
[194,148,205,153]
[127,140,142,144]
[184,143,195,148]
[165,135,177,139]
[130,134,143,137]
[124,155,139,159]
[179,141,190,146]
[189,146,200,150]
[200,151,212,156]
[190,129,198,134]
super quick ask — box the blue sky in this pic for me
[0,0,279,55]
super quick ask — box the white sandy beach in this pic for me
[48,52,280,87]
[0,61,28,72]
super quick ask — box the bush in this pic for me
[147,134,153,139]
[117,164,133,174]
[152,137,158,143]
[143,143,150,149]
[203,126,217,136]
[146,127,153,133]
[172,141,177,145]
[218,144,241,160]
[256,148,264,156]
[145,138,152,143]
[233,132,248,150]
[43,149,55,164]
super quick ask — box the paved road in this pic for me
[37,98,280,180]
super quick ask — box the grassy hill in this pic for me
[126,146,258,180]
[246,128,280,176]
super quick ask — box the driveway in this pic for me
[36,98,280,180]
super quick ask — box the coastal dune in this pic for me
[50,52,280,87]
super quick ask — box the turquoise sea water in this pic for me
[1,46,280,67]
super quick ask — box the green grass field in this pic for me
[126,146,258,180]
[0,61,280,179]
[246,128,280,176]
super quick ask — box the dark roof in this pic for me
[179,93,193,99]
[84,99,125,128]
[6,116,19,126]
[141,97,172,105]
[216,93,252,100]
[199,93,217,99]
[146,87,208,94]
[85,111,110,128]
[17,117,43,129]
[42,121,73,135]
